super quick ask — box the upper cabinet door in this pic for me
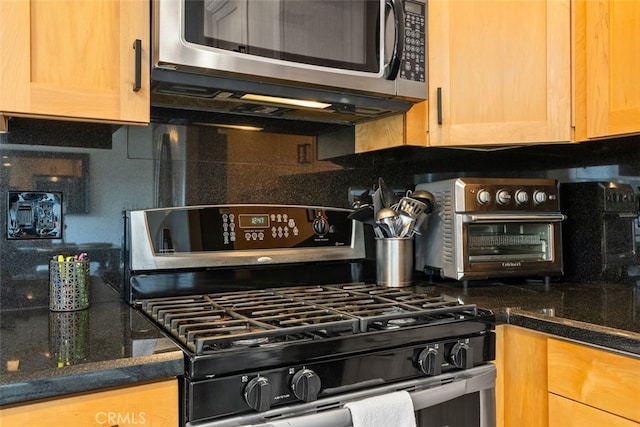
[0,0,149,125]
[428,0,571,146]
[575,0,640,140]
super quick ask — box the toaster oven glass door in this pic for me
[465,222,554,263]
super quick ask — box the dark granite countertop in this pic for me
[1,276,638,408]
[0,279,184,406]
[413,279,640,357]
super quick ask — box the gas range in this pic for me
[123,205,496,426]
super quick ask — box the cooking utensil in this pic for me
[348,205,374,224]
[395,196,431,237]
[349,205,384,238]
[407,189,435,213]
[397,196,429,219]
[376,207,400,237]
[378,177,397,208]
[350,188,372,209]
[372,187,384,216]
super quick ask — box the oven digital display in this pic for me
[238,214,269,229]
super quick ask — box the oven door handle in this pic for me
[196,364,496,427]
[461,213,567,223]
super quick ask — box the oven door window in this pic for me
[466,222,553,262]
[184,0,381,72]
[416,392,482,427]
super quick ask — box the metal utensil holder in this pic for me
[376,237,414,287]
[49,259,90,311]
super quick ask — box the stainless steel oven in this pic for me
[151,0,427,123]
[194,364,496,427]
[123,204,496,426]
[414,178,565,284]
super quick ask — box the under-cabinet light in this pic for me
[240,94,332,110]
[193,123,264,132]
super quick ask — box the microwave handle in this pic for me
[461,213,567,223]
[383,0,405,79]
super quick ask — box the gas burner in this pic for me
[374,307,417,329]
[233,337,270,346]
[138,284,481,355]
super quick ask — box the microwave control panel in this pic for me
[401,0,426,83]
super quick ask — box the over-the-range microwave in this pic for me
[151,0,427,124]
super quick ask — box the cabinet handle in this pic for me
[437,87,442,125]
[133,39,142,92]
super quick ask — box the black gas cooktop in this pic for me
[138,283,495,379]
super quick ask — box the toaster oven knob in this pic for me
[291,368,321,402]
[515,190,529,205]
[244,376,272,412]
[449,342,474,369]
[496,189,512,205]
[477,190,491,205]
[417,346,443,376]
[533,190,548,205]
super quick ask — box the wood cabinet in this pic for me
[353,101,428,153]
[0,0,150,125]
[547,338,640,424]
[495,325,549,427]
[573,0,640,140]
[0,379,178,427]
[549,394,638,427]
[496,325,640,427]
[356,0,640,151]
[427,0,571,146]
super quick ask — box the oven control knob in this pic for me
[449,342,474,369]
[533,190,548,205]
[244,376,272,412]
[291,368,321,402]
[477,189,491,205]
[417,346,443,376]
[312,215,330,237]
[496,189,512,205]
[515,190,529,205]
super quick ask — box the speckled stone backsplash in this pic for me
[1,118,639,310]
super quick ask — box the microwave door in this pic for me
[160,0,401,96]
[198,0,384,73]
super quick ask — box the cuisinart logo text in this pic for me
[501,261,522,268]
[95,412,146,425]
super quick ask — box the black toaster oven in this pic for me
[560,181,638,282]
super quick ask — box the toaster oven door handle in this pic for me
[461,213,567,223]
[614,213,640,219]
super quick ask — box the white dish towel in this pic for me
[344,390,417,427]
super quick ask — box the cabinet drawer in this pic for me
[547,339,640,423]
[549,394,638,427]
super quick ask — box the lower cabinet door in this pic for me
[0,379,178,427]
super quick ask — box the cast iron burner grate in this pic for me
[139,284,478,355]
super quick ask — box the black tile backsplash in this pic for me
[1,119,638,310]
